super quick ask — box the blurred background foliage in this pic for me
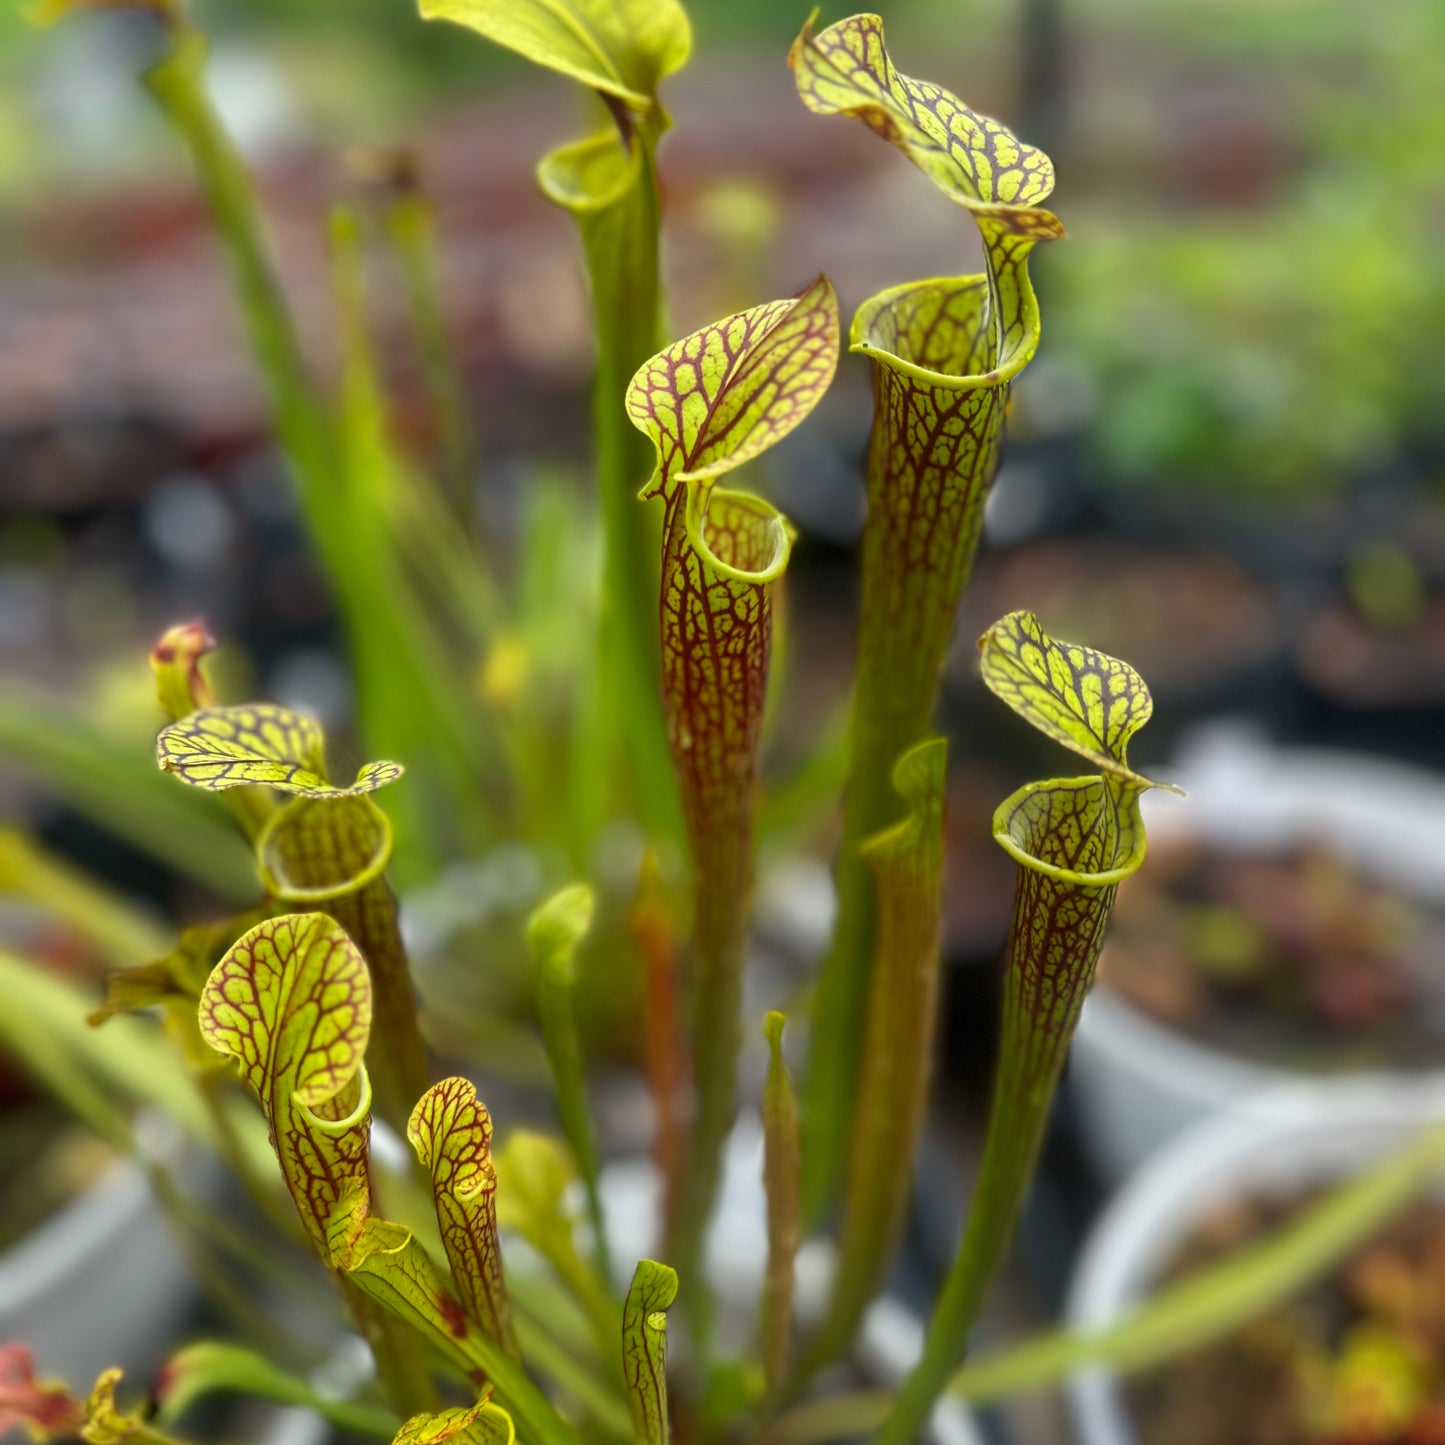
[0,0,1441,921]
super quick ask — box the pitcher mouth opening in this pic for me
[993,774,1150,888]
[850,273,1010,393]
[684,482,791,586]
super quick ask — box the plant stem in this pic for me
[513,1310,634,1444]
[802,307,1008,1224]
[383,187,477,518]
[568,138,680,844]
[145,26,332,495]
[326,881,432,1141]
[874,851,1117,1444]
[803,740,947,1377]
[667,821,751,1354]
[337,1275,439,1418]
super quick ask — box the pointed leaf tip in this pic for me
[764,1009,786,1051]
[525,883,596,984]
[157,703,404,798]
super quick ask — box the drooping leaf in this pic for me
[157,1342,398,1439]
[157,704,403,798]
[407,1077,521,1363]
[197,913,374,1255]
[0,946,245,1167]
[820,737,947,1368]
[526,883,610,1280]
[415,0,691,115]
[329,1213,579,1445]
[622,1260,678,1445]
[627,274,839,494]
[90,907,273,1027]
[978,610,1176,789]
[393,1395,515,1445]
[760,1011,800,1394]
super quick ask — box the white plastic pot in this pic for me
[1066,1079,1445,1445]
[0,1116,204,1388]
[1070,723,1445,1180]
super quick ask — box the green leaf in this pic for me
[197,913,374,1255]
[407,1077,521,1363]
[415,0,691,114]
[760,1012,800,1394]
[622,1260,678,1445]
[329,1213,580,1445]
[791,12,1056,211]
[526,883,611,1281]
[157,1342,397,1439]
[0,947,231,1160]
[821,737,947,1367]
[977,610,1181,791]
[627,274,840,493]
[393,1395,515,1444]
[89,907,275,1077]
[955,1124,1445,1404]
[157,704,403,798]
[256,795,394,902]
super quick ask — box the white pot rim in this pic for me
[1081,732,1445,1090]
[1066,1078,1445,1445]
